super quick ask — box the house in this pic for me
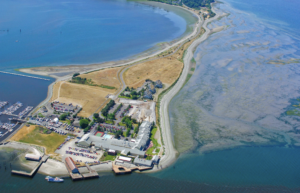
[108,149,116,155]
[134,156,153,167]
[148,84,156,94]
[123,91,131,96]
[155,80,163,88]
[144,89,153,99]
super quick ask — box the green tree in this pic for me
[80,119,89,129]
[107,113,115,120]
[73,73,80,77]
[59,113,68,121]
[93,113,99,118]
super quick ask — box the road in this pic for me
[158,6,222,169]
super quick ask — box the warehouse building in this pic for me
[65,157,79,174]
[134,156,153,167]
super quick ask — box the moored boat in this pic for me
[45,176,64,182]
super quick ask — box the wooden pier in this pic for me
[82,163,99,179]
[11,155,49,177]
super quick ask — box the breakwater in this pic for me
[0,71,50,81]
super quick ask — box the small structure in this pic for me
[25,154,41,161]
[123,91,131,96]
[152,155,160,165]
[65,157,79,173]
[53,117,59,124]
[72,120,80,127]
[108,149,116,155]
[134,156,153,167]
[155,80,163,88]
[118,156,132,163]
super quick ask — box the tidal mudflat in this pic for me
[169,0,300,153]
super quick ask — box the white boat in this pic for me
[45,176,64,182]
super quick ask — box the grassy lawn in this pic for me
[15,125,67,154]
[146,127,161,155]
[100,152,117,161]
[105,120,114,124]
[60,120,71,125]
[38,113,45,118]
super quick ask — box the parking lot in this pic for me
[52,101,80,113]
[28,117,84,136]
[56,139,103,163]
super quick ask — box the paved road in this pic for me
[158,6,222,168]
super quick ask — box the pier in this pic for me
[11,155,49,177]
[0,71,50,81]
[8,118,27,123]
[82,163,99,179]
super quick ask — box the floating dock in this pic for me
[11,155,49,177]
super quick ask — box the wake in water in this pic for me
[170,1,300,153]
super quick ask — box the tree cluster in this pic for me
[183,0,214,9]
[101,100,115,117]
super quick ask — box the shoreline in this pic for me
[7,2,224,176]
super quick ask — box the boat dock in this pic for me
[0,71,50,81]
[64,162,99,180]
[11,155,49,177]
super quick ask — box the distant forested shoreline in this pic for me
[149,0,215,9]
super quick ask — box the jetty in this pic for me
[0,71,50,81]
[11,155,49,177]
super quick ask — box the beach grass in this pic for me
[11,125,66,154]
[146,127,160,155]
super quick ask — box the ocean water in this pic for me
[0,0,195,122]
[0,0,196,70]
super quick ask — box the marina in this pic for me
[18,106,33,118]
[0,101,8,109]
[2,102,23,115]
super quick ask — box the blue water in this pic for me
[0,0,191,70]
[225,0,300,39]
